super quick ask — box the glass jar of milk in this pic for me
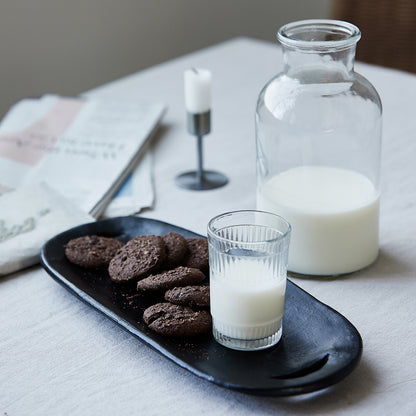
[256,20,382,276]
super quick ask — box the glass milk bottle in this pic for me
[256,20,382,276]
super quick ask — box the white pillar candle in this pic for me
[184,68,211,114]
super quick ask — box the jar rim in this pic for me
[277,19,361,51]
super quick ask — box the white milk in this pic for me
[210,258,286,340]
[257,166,380,275]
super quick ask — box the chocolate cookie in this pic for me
[164,285,210,308]
[108,235,166,283]
[136,266,206,292]
[183,238,209,274]
[162,232,188,268]
[143,302,212,337]
[65,235,124,269]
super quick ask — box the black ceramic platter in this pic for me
[40,216,362,396]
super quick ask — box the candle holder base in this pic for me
[175,170,228,191]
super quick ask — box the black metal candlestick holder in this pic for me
[175,110,228,190]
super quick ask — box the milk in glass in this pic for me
[210,256,286,340]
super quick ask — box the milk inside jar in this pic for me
[257,166,380,275]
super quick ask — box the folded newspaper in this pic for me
[0,94,166,275]
[0,94,166,217]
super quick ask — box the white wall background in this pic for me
[0,0,331,117]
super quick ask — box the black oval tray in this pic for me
[40,216,362,396]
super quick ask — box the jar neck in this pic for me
[282,45,357,78]
[278,20,360,79]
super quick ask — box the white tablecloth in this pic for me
[1,38,415,415]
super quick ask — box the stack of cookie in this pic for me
[64,232,211,337]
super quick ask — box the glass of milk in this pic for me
[255,20,382,276]
[207,210,291,351]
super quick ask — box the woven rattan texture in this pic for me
[333,0,416,73]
